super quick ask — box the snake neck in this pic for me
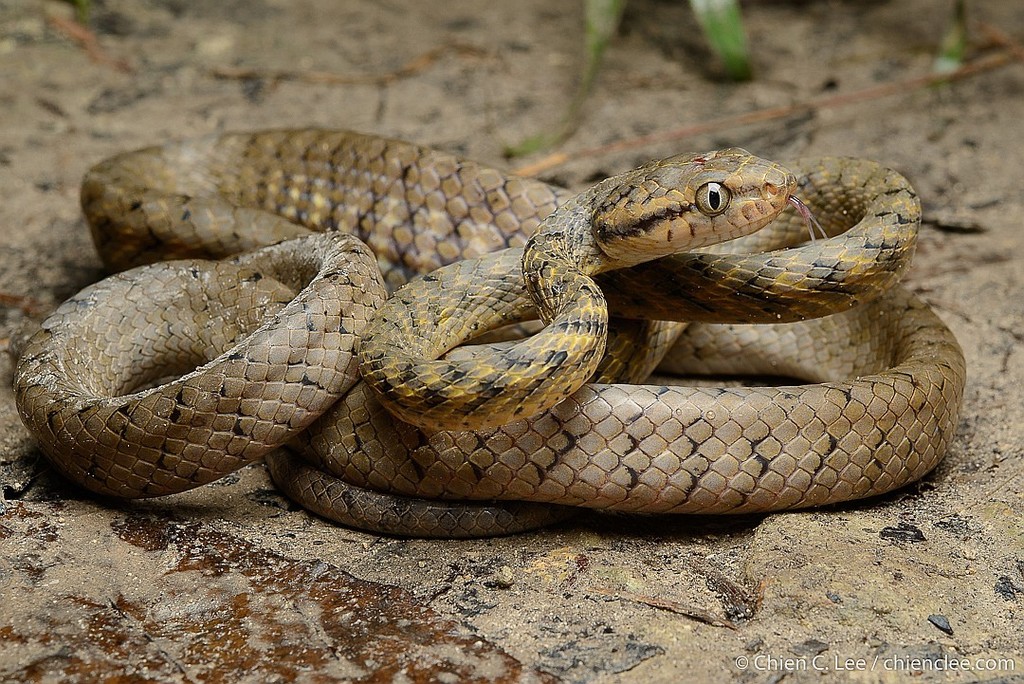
[522,191,611,324]
[521,150,800,324]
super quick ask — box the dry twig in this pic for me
[513,49,1020,177]
[0,293,48,317]
[210,43,488,87]
[589,586,737,629]
[47,13,133,73]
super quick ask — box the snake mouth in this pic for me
[788,195,828,242]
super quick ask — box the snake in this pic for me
[12,129,966,537]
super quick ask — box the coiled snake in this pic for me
[13,130,965,537]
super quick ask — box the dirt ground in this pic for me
[2,1,1023,682]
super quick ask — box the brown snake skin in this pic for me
[12,130,966,537]
[359,148,798,431]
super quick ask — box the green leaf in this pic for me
[61,0,91,24]
[506,0,627,157]
[934,0,967,74]
[689,0,751,81]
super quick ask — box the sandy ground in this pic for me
[2,1,1023,681]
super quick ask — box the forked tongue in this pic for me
[788,196,828,242]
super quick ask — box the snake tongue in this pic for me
[788,196,828,242]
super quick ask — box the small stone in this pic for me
[792,639,829,657]
[994,576,1022,601]
[879,522,926,544]
[484,565,515,589]
[927,614,953,635]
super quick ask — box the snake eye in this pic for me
[695,182,730,216]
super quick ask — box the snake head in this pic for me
[592,148,797,267]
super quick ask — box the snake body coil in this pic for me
[13,129,965,536]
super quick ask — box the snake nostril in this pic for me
[765,171,798,199]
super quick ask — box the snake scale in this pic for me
[13,129,965,537]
